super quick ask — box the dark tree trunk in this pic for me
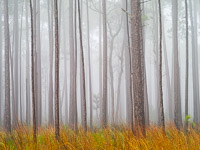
[4,0,11,133]
[30,0,37,142]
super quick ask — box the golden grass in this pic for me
[0,125,200,150]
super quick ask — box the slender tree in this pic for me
[54,0,60,140]
[78,0,87,132]
[25,0,31,125]
[189,0,200,124]
[0,0,2,125]
[86,0,93,129]
[36,0,42,126]
[172,0,182,129]
[30,0,37,142]
[123,0,133,130]
[13,0,19,127]
[47,0,54,126]
[158,0,165,131]
[102,0,108,127]
[185,0,189,128]
[4,0,11,133]
[69,0,75,128]
[99,0,103,124]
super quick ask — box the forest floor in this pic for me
[0,125,200,149]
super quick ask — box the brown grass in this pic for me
[0,125,200,150]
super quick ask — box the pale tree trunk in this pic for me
[54,0,60,140]
[63,6,68,124]
[189,0,200,123]
[78,0,87,132]
[123,0,133,130]
[163,23,172,121]
[153,0,160,124]
[13,0,19,127]
[30,0,37,142]
[172,0,182,129]
[19,3,24,123]
[158,0,165,131]
[4,0,11,132]
[69,0,75,128]
[185,0,189,128]
[25,0,31,125]
[36,0,42,126]
[47,0,54,126]
[99,0,102,124]
[115,42,125,123]
[74,0,78,131]
[141,0,149,127]
[0,1,3,125]
[131,0,145,136]
[86,0,93,129]
[107,20,122,124]
[102,0,108,127]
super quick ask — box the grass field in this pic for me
[0,125,200,149]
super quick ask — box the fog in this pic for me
[0,0,200,132]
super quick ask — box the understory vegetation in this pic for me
[0,124,200,150]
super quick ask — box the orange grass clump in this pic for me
[0,125,200,150]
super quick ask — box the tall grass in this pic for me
[0,125,200,149]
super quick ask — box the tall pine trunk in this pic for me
[30,0,37,142]
[78,0,87,132]
[4,0,11,133]
[54,0,60,140]
[131,0,145,136]
[102,0,108,127]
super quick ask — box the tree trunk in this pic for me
[47,0,54,126]
[172,0,182,129]
[3,0,11,133]
[69,0,75,128]
[30,0,37,142]
[185,0,189,128]
[25,0,31,125]
[189,0,200,123]
[163,23,172,121]
[54,0,60,140]
[36,0,42,126]
[131,0,145,136]
[124,0,133,130]
[158,0,165,131]
[0,1,3,125]
[102,0,108,127]
[99,0,103,125]
[13,0,19,127]
[86,0,93,129]
[78,0,87,132]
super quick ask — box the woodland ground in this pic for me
[0,124,200,150]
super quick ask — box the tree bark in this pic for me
[54,0,60,140]
[189,0,200,123]
[47,0,54,126]
[0,1,3,125]
[25,0,31,125]
[30,0,37,142]
[131,0,145,136]
[4,0,11,133]
[102,0,108,127]
[185,0,189,128]
[13,0,19,127]
[78,0,87,132]
[86,0,93,129]
[158,0,165,132]
[172,0,182,129]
